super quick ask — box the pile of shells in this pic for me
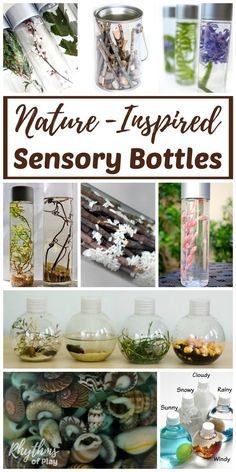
[4,372,157,469]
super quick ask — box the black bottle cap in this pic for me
[11,186,34,202]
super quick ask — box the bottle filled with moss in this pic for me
[11,298,62,362]
[119,299,170,364]
[65,298,117,362]
[10,186,34,287]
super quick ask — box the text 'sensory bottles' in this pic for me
[175,4,198,85]
[181,183,210,287]
[198,3,233,93]
[5,3,73,92]
[43,184,73,286]
[94,5,147,91]
[208,393,233,442]
[160,411,192,468]
[10,186,34,287]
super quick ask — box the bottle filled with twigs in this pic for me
[43,183,73,286]
[94,5,148,91]
[5,3,73,92]
[181,183,210,287]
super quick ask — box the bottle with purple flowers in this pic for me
[198,3,233,93]
[181,183,210,287]
[163,6,176,73]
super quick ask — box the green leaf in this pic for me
[60,38,77,56]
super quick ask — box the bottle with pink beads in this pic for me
[181,183,210,287]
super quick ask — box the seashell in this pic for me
[59,417,87,440]
[4,445,36,469]
[139,408,156,427]
[39,419,62,448]
[22,386,42,402]
[29,424,39,435]
[77,374,104,392]
[71,433,102,464]
[56,384,80,408]
[120,414,139,431]
[26,399,62,421]
[124,390,151,414]
[39,373,73,393]
[143,447,157,468]
[4,386,25,423]
[114,426,157,455]
[87,402,105,433]
[11,373,38,390]
[99,434,117,464]
[104,373,138,393]
[47,450,70,468]
[112,459,139,468]
[73,384,90,407]
[107,395,135,422]
[4,415,29,440]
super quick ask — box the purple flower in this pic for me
[200,22,230,64]
[164,39,174,54]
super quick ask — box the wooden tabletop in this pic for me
[4,337,232,370]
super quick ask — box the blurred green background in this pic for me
[159,183,233,275]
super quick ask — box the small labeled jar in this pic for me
[11,298,62,362]
[181,183,210,287]
[175,4,198,85]
[163,6,176,73]
[5,3,73,92]
[64,298,117,362]
[94,5,147,91]
[198,3,233,93]
[10,186,34,287]
[193,422,223,459]
[43,183,73,286]
[172,299,225,365]
[119,298,170,364]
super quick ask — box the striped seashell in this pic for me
[114,426,157,455]
[124,390,151,414]
[71,384,90,408]
[71,433,102,464]
[59,417,87,440]
[104,373,138,393]
[39,373,73,393]
[39,419,62,448]
[77,374,104,392]
[56,384,80,408]
[4,386,25,423]
[87,402,105,433]
[26,399,62,421]
[107,395,135,421]
[99,434,117,464]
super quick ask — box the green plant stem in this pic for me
[198,61,213,92]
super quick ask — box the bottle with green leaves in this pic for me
[175,5,198,85]
[3,14,43,92]
[163,6,176,73]
[10,186,34,287]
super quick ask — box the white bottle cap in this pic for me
[218,393,231,406]
[182,393,194,408]
[189,300,209,316]
[135,298,155,315]
[27,298,46,314]
[166,411,180,426]
[81,298,101,314]
[197,379,209,391]
[201,422,215,438]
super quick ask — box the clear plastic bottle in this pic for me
[163,6,176,73]
[193,422,223,459]
[94,5,148,91]
[160,411,192,468]
[198,3,233,93]
[181,183,210,287]
[172,299,225,365]
[178,393,203,436]
[43,183,73,286]
[11,298,62,362]
[194,379,216,419]
[119,298,170,364]
[208,393,233,442]
[5,3,73,92]
[10,186,34,287]
[64,298,117,362]
[175,5,198,85]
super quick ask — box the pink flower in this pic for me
[190,246,197,255]
[198,215,208,221]
[183,235,192,250]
